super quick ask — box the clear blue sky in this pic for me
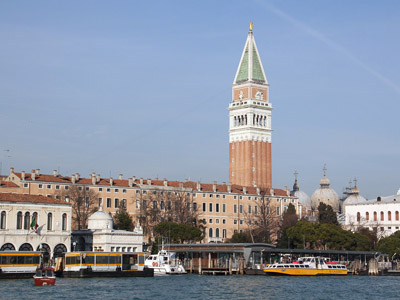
[1,0,399,199]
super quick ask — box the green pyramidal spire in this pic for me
[234,24,268,84]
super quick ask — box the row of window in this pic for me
[99,198,127,209]
[208,228,227,238]
[203,218,226,225]
[356,211,400,222]
[202,203,227,213]
[23,183,296,203]
[0,211,67,231]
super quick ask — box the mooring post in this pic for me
[199,256,202,275]
[229,257,232,275]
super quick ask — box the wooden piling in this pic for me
[199,256,202,275]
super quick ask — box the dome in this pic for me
[311,168,339,212]
[294,190,312,210]
[344,185,366,205]
[291,172,312,212]
[88,209,113,230]
[344,194,367,205]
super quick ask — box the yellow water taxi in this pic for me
[263,257,348,276]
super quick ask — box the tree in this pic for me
[154,221,203,244]
[53,185,98,230]
[376,231,400,257]
[277,220,373,251]
[318,203,338,225]
[242,191,280,243]
[281,203,298,229]
[137,189,202,243]
[226,231,253,243]
[113,208,134,231]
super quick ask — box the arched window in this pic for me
[396,211,399,221]
[215,228,220,238]
[17,211,22,229]
[32,212,38,228]
[366,212,369,221]
[357,212,361,223]
[19,243,33,251]
[0,243,15,251]
[380,211,384,221]
[374,211,377,221]
[222,229,227,239]
[209,228,213,238]
[23,212,30,230]
[0,211,6,229]
[62,213,67,231]
[47,213,53,231]
[388,211,392,221]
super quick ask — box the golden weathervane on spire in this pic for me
[249,22,253,31]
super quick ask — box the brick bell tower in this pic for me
[229,23,272,188]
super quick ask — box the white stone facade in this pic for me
[72,210,143,252]
[0,194,72,256]
[345,192,400,238]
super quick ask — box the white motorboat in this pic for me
[145,248,187,275]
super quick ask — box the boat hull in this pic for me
[264,268,348,276]
[34,277,56,286]
[61,267,154,278]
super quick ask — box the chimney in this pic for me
[222,182,226,185]
[129,178,133,187]
[163,179,168,187]
[71,175,76,184]
[110,178,113,186]
[96,174,101,183]
[53,170,57,176]
[286,190,290,196]
[31,170,36,181]
[256,187,260,195]
[154,177,159,181]
[213,181,217,193]
[132,176,136,182]
[21,171,25,181]
[76,173,80,180]
[227,183,232,193]
[10,167,14,175]
[284,186,288,191]
[243,186,247,194]
[184,179,188,183]
[92,175,96,185]
[197,181,201,191]
[140,178,143,185]
[270,189,274,196]
[35,169,40,175]
[147,179,152,185]
[119,174,123,180]
[179,182,183,189]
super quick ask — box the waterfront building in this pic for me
[71,208,143,252]
[2,168,300,243]
[345,189,400,238]
[310,166,339,213]
[0,193,71,257]
[229,23,272,189]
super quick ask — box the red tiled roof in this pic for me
[0,193,71,205]
[0,181,19,188]
[12,170,293,197]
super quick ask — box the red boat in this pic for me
[33,268,56,286]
